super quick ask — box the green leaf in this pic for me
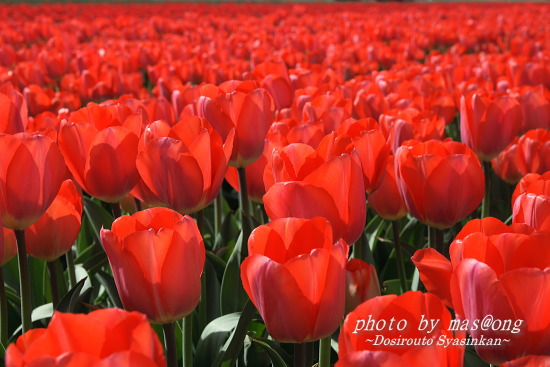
[250,338,291,367]
[195,313,241,367]
[95,270,123,309]
[83,197,114,241]
[31,303,53,322]
[56,277,87,313]
[220,231,248,314]
[464,345,490,367]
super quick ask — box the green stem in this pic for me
[238,167,252,258]
[134,197,142,212]
[0,267,8,346]
[183,316,193,367]
[318,336,332,367]
[392,221,408,293]
[47,260,60,309]
[198,274,207,332]
[15,229,32,333]
[66,248,76,289]
[111,202,122,219]
[214,193,222,239]
[294,342,313,367]
[163,322,177,367]
[428,226,436,249]
[481,160,492,219]
[432,227,446,256]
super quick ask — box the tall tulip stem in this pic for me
[66,249,76,288]
[481,161,492,218]
[238,167,252,257]
[111,202,122,219]
[163,322,177,367]
[214,193,222,242]
[47,260,61,309]
[392,221,408,293]
[183,316,193,367]
[15,229,32,332]
[318,336,331,367]
[0,268,8,346]
[294,342,313,367]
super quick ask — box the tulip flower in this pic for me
[0,82,28,134]
[368,156,408,221]
[58,102,142,203]
[337,291,465,367]
[515,128,550,176]
[394,139,485,230]
[252,62,293,111]
[501,356,550,367]
[513,85,550,132]
[100,207,205,324]
[460,90,522,161]
[0,132,66,230]
[263,134,366,244]
[1,227,16,267]
[491,137,523,184]
[136,117,233,214]
[241,217,349,343]
[196,80,274,167]
[345,258,381,315]
[413,217,550,365]
[5,308,166,367]
[512,172,550,232]
[24,179,82,262]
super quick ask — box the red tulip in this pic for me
[501,355,550,367]
[368,156,408,221]
[1,226,16,267]
[460,91,523,161]
[263,134,366,244]
[345,258,380,315]
[24,179,82,262]
[241,217,349,343]
[395,139,485,229]
[100,207,205,324]
[58,102,142,203]
[252,62,293,111]
[512,171,550,232]
[337,291,465,367]
[513,85,550,132]
[0,132,65,230]
[516,128,550,176]
[196,80,274,167]
[136,117,233,214]
[5,308,166,366]
[491,137,523,184]
[0,82,28,134]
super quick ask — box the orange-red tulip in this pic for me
[5,308,166,367]
[395,139,484,229]
[491,137,523,184]
[196,80,274,167]
[0,132,65,230]
[501,356,550,367]
[24,179,82,262]
[241,217,349,343]
[58,102,142,203]
[0,82,27,134]
[1,226,16,266]
[368,156,408,221]
[337,291,465,367]
[460,91,523,161]
[512,171,550,232]
[263,134,366,244]
[136,117,233,214]
[345,258,381,315]
[100,207,205,324]
[515,128,550,176]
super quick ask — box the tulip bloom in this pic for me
[0,82,27,134]
[491,137,523,184]
[345,258,380,315]
[100,207,205,324]
[460,91,522,161]
[58,102,142,203]
[196,80,274,167]
[501,356,550,367]
[0,133,65,230]
[512,172,550,232]
[337,291,465,367]
[5,308,166,366]
[413,217,550,365]
[25,179,82,262]
[241,217,349,343]
[136,117,233,214]
[515,129,550,176]
[368,156,408,221]
[1,226,17,267]
[263,134,366,244]
[252,62,293,111]
[395,139,484,229]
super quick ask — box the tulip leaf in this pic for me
[195,313,241,367]
[250,337,292,367]
[83,196,114,238]
[95,270,123,309]
[464,345,490,366]
[206,251,227,281]
[31,303,53,322]
[56,277,87,313]
[220,231,248,314]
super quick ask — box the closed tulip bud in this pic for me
[100,207,205,324]
[25,179,82,262]
[241,217,349,343]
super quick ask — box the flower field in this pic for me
[1,2,549,366]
